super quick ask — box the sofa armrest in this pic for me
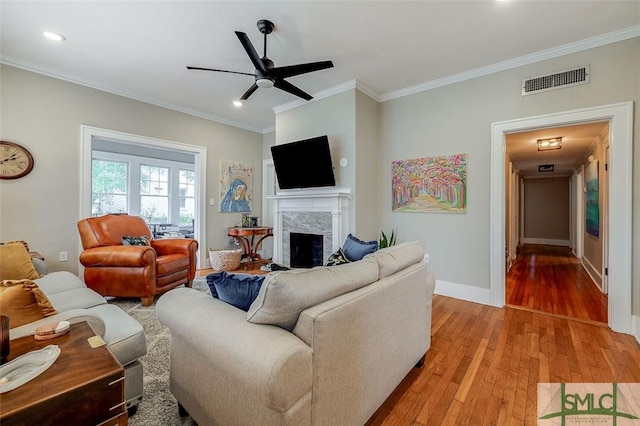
[151,238,198,257]
[157,288,312,413]
[9,309,107,340]
[79,246,156,267]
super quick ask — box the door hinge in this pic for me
[605,267,608,276]
[605,163,608,171]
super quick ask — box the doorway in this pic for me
[80,126,209,269]
[490,102,633,334]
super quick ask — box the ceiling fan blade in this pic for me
[270,61,334,79]
[240,83,259,101]
[186,66,256,77]
[274,79,313,101]
[235,31,267,74]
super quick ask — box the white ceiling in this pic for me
[2,1,639,134]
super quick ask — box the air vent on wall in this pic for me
[522,65,590,96]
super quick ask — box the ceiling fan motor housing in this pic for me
[257,19,274,35]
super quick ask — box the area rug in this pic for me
[108,277,212,425]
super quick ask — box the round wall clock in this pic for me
[0,141,35,180]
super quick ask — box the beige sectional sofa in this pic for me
[157,240,435,425]
[10,269,147,413]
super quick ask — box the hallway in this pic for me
[506,244,608,323]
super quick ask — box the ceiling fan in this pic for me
[187,19,334,102]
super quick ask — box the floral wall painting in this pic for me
[220,161,253,213]
[585,160,599,236]
[392,153,467,213]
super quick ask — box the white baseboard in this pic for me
[434,279,492,306]
[522,238,570,246]
[633,315,640,345]
[581,256,603,291]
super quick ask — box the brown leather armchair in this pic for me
[77,214,198,307]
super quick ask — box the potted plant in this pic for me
[378,230,396,249]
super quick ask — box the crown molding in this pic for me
[0,58,265,134]
[271,79,380,118]
[379,24,640,102]
[272,80,358,115]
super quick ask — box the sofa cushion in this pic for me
[35,271,107,311]
[364,240,425,279]
[325,248,351,266]
[122,235,150,246]
[87,304,147,366]
[0,243,41,280]
[0,279,58,327]
[206,272,265,311]
[341,234,378,261]
[247,258,379,331]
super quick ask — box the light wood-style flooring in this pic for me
[506,244,608,324]
[196,249,636,425]
[367,295,640,425]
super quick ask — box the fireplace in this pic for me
[290,232,323,268]
[269,187,352,266]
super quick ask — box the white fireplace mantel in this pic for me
[268,187,352,265]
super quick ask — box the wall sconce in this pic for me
[537,137,562,151]
[588,155,594,162]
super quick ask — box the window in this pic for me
[140,165,169,223]
[179,169,195,225]
[91,159,127,216]
[91,151,195,228]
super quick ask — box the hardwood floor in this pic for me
[506,244,608,324]
[367,295,640,425]
[196,250,636,424]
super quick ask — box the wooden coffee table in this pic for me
[0,322,126,425]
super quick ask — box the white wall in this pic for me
[379,38,639,308]
[0,64,263,273]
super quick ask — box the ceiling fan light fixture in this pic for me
[233,100,243,107]
[43,31,66,42]
[256,77,274,88]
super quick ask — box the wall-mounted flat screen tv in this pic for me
[271,136,336,190]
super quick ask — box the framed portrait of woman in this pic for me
[220,161,253,213]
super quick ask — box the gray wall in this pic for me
[275,90,360,240]
[378,37,639,314]
[0,64,263,273]
[523,178,570,242]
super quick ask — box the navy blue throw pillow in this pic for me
[341,233,378,261]
[205,272,265,311]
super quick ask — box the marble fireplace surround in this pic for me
[269,187,351,266]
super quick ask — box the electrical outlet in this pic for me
[423,254,430,264]
[59,251,68,262]
[209,198,215,206]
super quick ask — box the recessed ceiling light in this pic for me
[43,31,66,42]
[233,100,243,107]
